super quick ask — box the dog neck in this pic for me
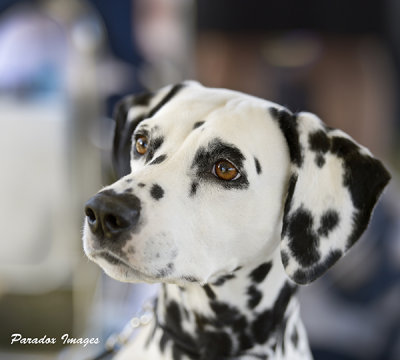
[154,247,302,359]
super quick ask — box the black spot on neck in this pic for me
[247,285,263,309]
[203,284,216,300]
[150,184,164,200]
[251,282,297,344]
[212,273,235,286]
[249,262,272,283]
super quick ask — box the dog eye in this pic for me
[135,135,149,155]
[213,160,240,181]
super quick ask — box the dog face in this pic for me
[83,81,390,285]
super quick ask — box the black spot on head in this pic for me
[249,262,273,283]
[191,138,249,190]
[145,136,164,163]
[254,157,262,175]
[292,249,343,284]
[269,107,303,167]
[138,183,146,188]
[287,207,321,267]
[193,121,205,130]
[247,285,263,309]
[147,83,185,118]
[132,91,154,106]
[190,182,199,197]
[181,275,198,283]
[318,210,340,237]
[150,154,167,165]
[150,184,164,200]
[125,178,133,183]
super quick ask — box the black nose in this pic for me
[84,190,141,238]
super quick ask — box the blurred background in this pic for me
[0,0,399,359]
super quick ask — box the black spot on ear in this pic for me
[315,154,326,167]
[193,121,205,130]
[309,130,330,153]
[269,107,303,167]
[150,154,167,165]
[291,327,299,347]
[282,174,298,237]
[287,208,321,267]
[181,276,199,283]
[249,262,272,283]
[292,249,342,285]
[190,182,199,197]
[150,184,164,200]
[254,157,262,175]
[281,251,289,268]
[318,210,339,237]
[247,285,263,309]
[331,136,391,249]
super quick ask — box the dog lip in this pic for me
[91,250,132,268]
[90,250,156,281]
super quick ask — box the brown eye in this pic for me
[135,135,148,155]
[214,160,240,181]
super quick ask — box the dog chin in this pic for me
[87,250,158,283]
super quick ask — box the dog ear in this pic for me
[270,107,391,285]
[112,83,187,178]
[112,91,154,178]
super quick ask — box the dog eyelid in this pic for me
[212,159,241,181]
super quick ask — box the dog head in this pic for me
[83,81,390,285]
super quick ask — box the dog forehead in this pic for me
[140,85,281,149]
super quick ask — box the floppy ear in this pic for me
[270,107,391,285]
[112,83,186,178]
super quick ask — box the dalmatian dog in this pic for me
[83,81,390,360]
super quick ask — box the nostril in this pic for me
[104,214,130,232]
[85,207,97,225]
